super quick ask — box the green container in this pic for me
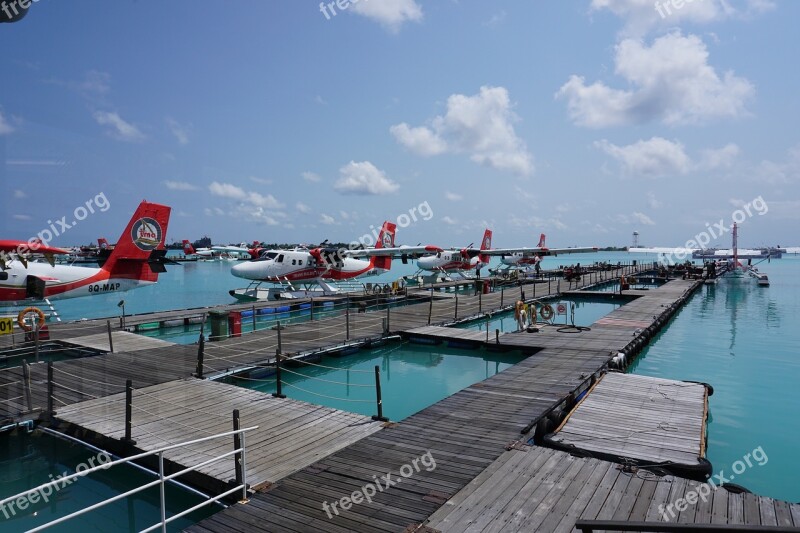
[208,309,229,341]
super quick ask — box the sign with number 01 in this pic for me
[0,317,14,335]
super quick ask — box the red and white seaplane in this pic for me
[0,201,174,308]
[229,221,440,300]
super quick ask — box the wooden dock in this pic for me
[53,378,383,494]
[544,372,711,480]
[425,446,800,532]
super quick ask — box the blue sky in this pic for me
[1,0,798,248]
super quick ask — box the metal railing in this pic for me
[0,424,258,533]
[574,520,800,532]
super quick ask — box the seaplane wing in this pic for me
[212,245,250,254]
[0,240,71,255]
[484,245,598,257]
[344,244,442,258]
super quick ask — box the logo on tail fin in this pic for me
[131,218,162,251]
[481,229,492,250]
[537,233,546,248]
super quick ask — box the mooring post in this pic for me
[345,307,350,340]
[106,320,114,353]
[454,292,459,320]
[273,352,285,398]
[496,329,500,344]
[276,321,282,354]
[34,325,40,364]
[46,361,54,420]
[21,360,33,413]
[557,279,561,295]
[372,365,388,422]
[386,307,390,334]
[252,305,257,331]
[500,287,504,308]
[232,409,244,490]
[195,332,205,379]
[428,289,433,325]
[122,379,136,445]
[479,288,483,313]
[310,298,314,321]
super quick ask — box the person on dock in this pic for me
[515,300,527,331]
[534,260,541,278]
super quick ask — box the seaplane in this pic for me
[229,221,441,301]
[183,240,258,261]
[0,201,174,321]
[408,230,598,284]
[629,223,769,285]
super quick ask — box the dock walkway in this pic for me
[544,372,711,480]
[187,279,708,532]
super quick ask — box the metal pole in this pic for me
[273,352,285,398]
[479,288,482,313]
[345,307,350,340]
[22,360,33,412]
[122,379,136,445]
[310,298,314,321]
[106,320,114,353]
[500,287,504,308]
[496,329,500,344]
[159,451,167,533]
[233,409,244,492]
[386,307,390,334]
[454,292,459,320]
[240,429,248,502]
[195,332,205,379]
[428,289,433,325]
[34,324,40,364]
[252,305,257,331]
[372,365,388,422]
[276,321,282,355]
[47,361,54,420]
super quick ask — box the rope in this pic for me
[53,382,101,399]
[52,366,120,387]
[132,389,232,421]
[280,381,374,403]
[0,395,24,404]
[130,403,217,436]
[279,366,374,387]
[290,358,373,373]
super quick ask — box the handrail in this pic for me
[574,520,800,532]
[3,424,258,533]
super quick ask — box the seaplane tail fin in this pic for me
[371,221,396,271]
[479,229,492,264]
[537,233,546,248]
[182,240,196,255]
[101,201,172,282]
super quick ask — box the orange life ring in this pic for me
[540,304,554,321]
[18,306,46,332]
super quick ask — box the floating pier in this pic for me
[544,372,712,480]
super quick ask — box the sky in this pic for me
[1,0,798,249]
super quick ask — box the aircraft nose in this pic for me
[231,261,260,280]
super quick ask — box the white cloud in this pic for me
[445,191,463,201]
[249,176,273,185]
[484,11,507,28]
[296,202,312,214]
[208,181,284,208]
[12,214,31,221]
[595,137,691,177]
[557,32,754,127]
[646,191,663,209]
[350,0,423,33]
[0,110,14,135]
[442,216,458,225]
[164,180,198,191]
[590,0,775,37]
[632,211,656,225]
[752,144,800,184]
[302,171,322,183]
[390,124,448,156]
[166,117,190,145]
[334,161,399,195]
[93,110,146,142]
[699,143,740,169]
[13,189,26,199]
[320,213,336,225]
[391,86,534,176]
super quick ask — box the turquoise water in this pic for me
[458,298,624,332]
[0,430,215,532]
[628,255,799,502]
[227,342,526,421]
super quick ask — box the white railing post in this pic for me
[240,430,248,502]
[159,451,167,533]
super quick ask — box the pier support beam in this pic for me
[122,379,136,446]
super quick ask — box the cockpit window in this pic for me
[277,254,284,263]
